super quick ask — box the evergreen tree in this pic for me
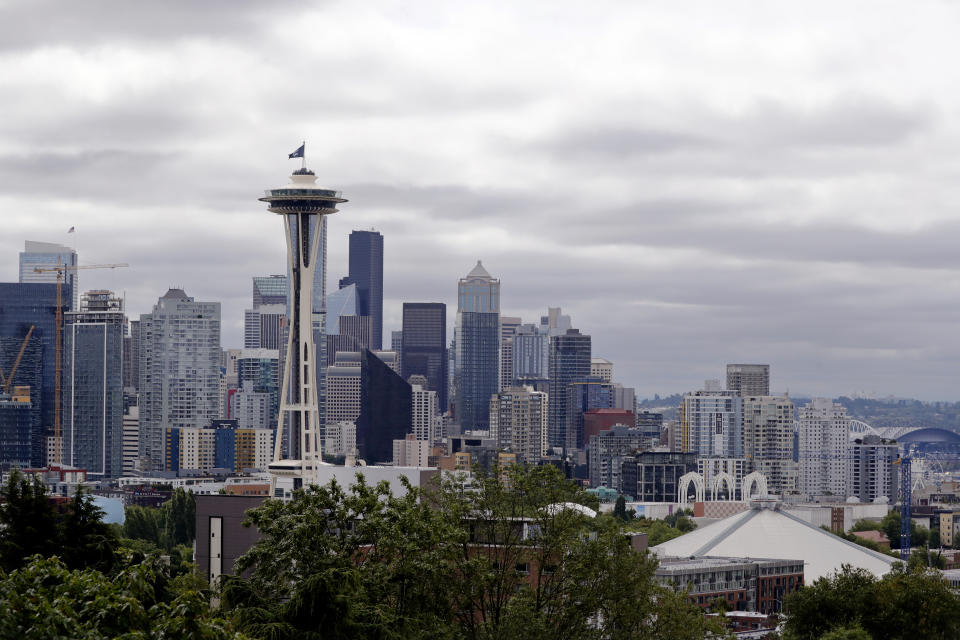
[0,469,60,572]
[60,486,118,572]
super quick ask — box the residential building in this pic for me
[488,386,548,464]
[411,384,439,443]
[655,557,803,614]
[680,387,744,458]
[588,425,645,491]
[124,319,140,393]
[620,451,698,502]
[230,382,271,430]
[548,328,591,451]
[236,348,279,428]
[798,399,850,499]
[122,405,139,476]
[742,395,797,495]
[62,290,125,478]
[726,364,770,397]
[401,303,448,412]
[849,435,898,503]
[454,261,500,432]
[139,288,221,472]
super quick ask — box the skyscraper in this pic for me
[726,364,770,396]
[259,164,346,474]
[236,348,279,428]
[547,328,591,451]
[355,349,412,463]
[454,262,500,432]
[411,384,439,443]
[798,398,849,498]
[19,241,79,310]
[62,291,125,478]
[138,288,221,471]
[565,377,617,451]
[342,230,384,350]
[849,435,898,503]
[401,302,447,412]
[0,282,64,466]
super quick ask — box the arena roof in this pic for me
[651,504,895,582]
[897,428,960,444]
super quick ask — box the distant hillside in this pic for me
[636,394,960,432]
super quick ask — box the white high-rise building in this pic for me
[489,386,548,464]
[324,421,356,457]
[231,381,271,430]
[680,387,743,458]
[411,384,438,443]
[798,398,850,499]
[743,395,797,495]
[138,289,220,472]
[122,405,139,477]
[179,427,217,472]
[849,435,898,503]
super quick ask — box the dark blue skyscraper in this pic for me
[356,349,412,463]
[0,282,67,466]
[341,230,384,350]
[401,303,448,412]
[454,262,500,432]
[548,328,591,451]
[62,291,125,478]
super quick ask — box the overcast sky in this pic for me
[2,0,959,400]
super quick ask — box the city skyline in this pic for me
[3,1,960,400]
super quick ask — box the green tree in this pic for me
[0,469,60,572]
[227,464,725,640]
[783,564,960,640]
[123,504,163,546]
[0,555,245,640]
[613,495,632,521]
[59,486,117,572]
[160,487,196,548]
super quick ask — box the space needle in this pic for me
[260,143,347,489]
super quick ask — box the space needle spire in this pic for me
[261,145,347,489]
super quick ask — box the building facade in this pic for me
[401,303,448,413]
[139,288,221,471]
[620,451,698,502]
[62,290,125,478]
[341,230,384,350]
[588,425,645,492]
[798,398,850,499]
[742,395,797,496]
[548,328,591,451]
[356,349,412,463]
[680,388,744,458]
[849,435,898,503]
[726,364,770,396]
[489,386,548,464]
[454,261,500,432]
[19,241,79,310]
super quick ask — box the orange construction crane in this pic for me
[0,325,35,395]
[33,260,128,463]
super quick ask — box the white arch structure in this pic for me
[741,471,768,501]
[711,472,736,501]
[849,419,879,436]
[678,472,705,505]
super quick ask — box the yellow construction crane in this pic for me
[33,260,128,464]
[0,325,35,395]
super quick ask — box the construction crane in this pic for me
[0,325,35,395]
[894,454,912,561]
[32,260,128,464]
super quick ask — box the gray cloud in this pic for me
[2,1,959,401]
